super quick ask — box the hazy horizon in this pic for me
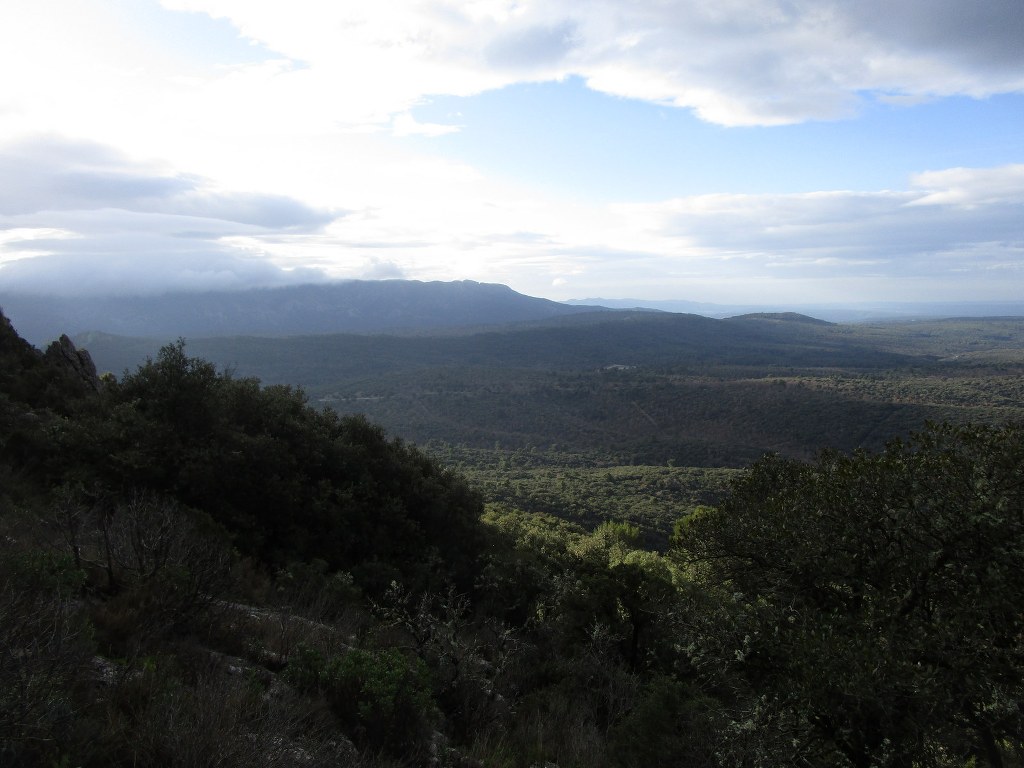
[5,280,1024,349]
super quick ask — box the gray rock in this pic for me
[44,334,101,392]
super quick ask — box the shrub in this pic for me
[0,548,93,766]
[285,645,438,759]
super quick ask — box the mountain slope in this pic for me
[0,280,603,344]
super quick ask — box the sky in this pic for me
[0,0,1022,306]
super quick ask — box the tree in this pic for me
[674,423,1024,767]
[90,341,484,594]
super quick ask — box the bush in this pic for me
[85,493,234,654]
[285,645,438,759]
[96,655,354,768]
[607,675,716,767]
[0,547,93,766]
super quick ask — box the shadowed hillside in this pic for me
[0,280,604,344]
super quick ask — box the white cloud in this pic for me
[0,1,1021,305]
[1,130,1021,303]
[592,167,1024,301]
[908,164,1024,207]
[0,137,339,295]
[202,161,1021,304]
[362,257,408,280]
[0,241,327,296]
[0,137,336,227]
[391,113,462,138]
[155,0,1024,127]
[0,228,80,264]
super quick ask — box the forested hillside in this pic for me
[79,312,1024,467]
[1,309,1022,767]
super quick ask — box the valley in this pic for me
[73,307,1024,546]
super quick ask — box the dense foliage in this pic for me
[57,340,483,594]
[1,309,1022,767]
[436,443,739,548]
[674,424,1024,766]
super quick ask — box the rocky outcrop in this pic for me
[44,334,101,392]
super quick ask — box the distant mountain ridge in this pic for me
[7,278,1023,346]
[0,280,604,344]
[729,312,833,325]
[568,297,1024,322]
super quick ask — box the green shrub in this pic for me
[607,675,715,767]
[285,645,437,758]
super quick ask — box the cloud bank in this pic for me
[0,138,337,295]
[160,0,1024,127]
[1,133,1021,302]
